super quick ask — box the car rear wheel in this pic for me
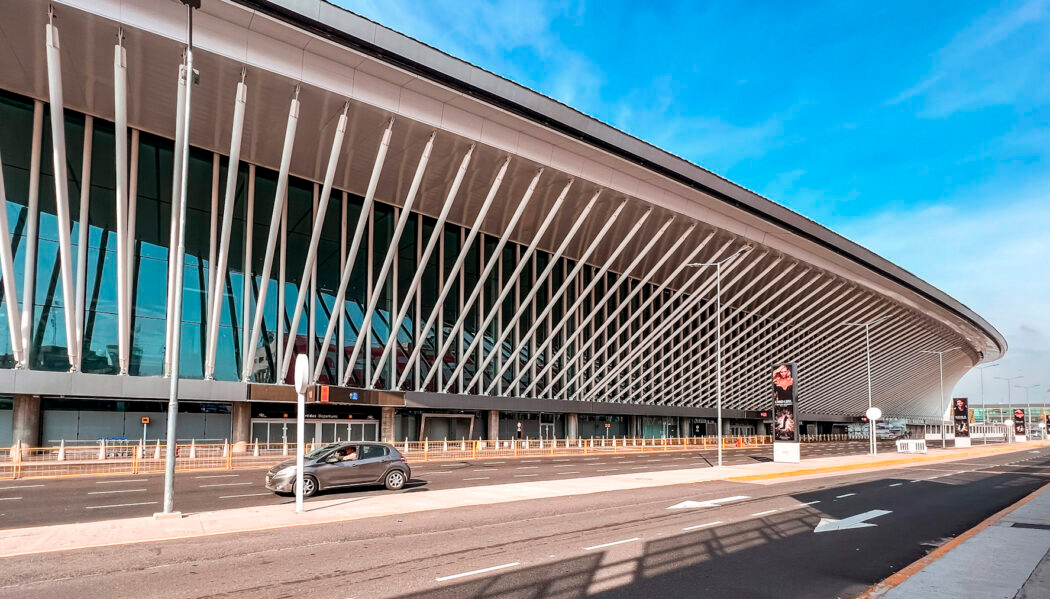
[295,475,318,498]
[384,469,406,490]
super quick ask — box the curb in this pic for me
[727,441,1050,482]
[857,481,1050,598]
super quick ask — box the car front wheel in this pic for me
[384,469,406,490]
[295,475,318,498]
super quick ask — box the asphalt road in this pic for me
[1,445,1047,598]
[0,440,896,528]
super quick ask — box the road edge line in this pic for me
[857,480,1050,599]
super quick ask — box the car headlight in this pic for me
[274,466,296,478]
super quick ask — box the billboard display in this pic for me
[772,363,798,442]
[1014,408,1026,436]
[952,397,969,438]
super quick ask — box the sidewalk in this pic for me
[873,481,1050,599]
[0,440,1045,559]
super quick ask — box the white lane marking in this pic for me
[596,468,620,472]
[909,480,921,483]
[590,463,607,465]
[85,501,158,510]
[200,482,253,488]
[516,466,539,470]
[514,474,538,478]
[801,500,822,505]
[436,562,520,582]
[553,465,575,468]
[463,477,490,481]
[631,466,649,470]
[751,509,778,517]
[814,509,892,533]
[482,462,505,465]
[521,460,541,463]
[584,537,640,551]
[667,496,750,510]
[196,474,240,479]
[682,521,722,531]
[0,497,22,501]
[836,493,856,499]
[95,479,148,484]
[473,468,497,472]
[583,458,600,461]
[219,492,272,499]
[552,459,571,462]
[556,471,581,475]
[0,484,44,490]
[87,489,147,495]
[889,483,903,487]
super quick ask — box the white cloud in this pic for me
[886,0,1050,116]
[837,183,1050,404]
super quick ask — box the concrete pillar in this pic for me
[487,410,499,441]
[381,406,396,443]
[12,394,41,447]
[567,413,579,440]
[679,417,689,439]
[630,415,640,438]
[231,401,251,453]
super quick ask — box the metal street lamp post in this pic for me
[975,362,999,444]
[842,316,890,455]
[687,244,751,467]
[918,347,959,449]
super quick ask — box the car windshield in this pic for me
[304,443,341,459]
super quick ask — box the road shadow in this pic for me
[389,470,1048,599]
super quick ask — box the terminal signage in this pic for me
[952,397,969,438]
[1014,409,1026,436]
[772,363,798,442]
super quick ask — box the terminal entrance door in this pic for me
[540,423,554,440]
[251,419,378,444]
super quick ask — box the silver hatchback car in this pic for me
[265,441,411,497]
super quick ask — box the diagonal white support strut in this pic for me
[370,145,474,388]
[243,89,300,381]
[205,72,248,379]
[323,132,435,383]
[422,173,563,393]
[44,18,79,371]
[0,151,25,367]
[279,104,357,381]
[395,159,513,390]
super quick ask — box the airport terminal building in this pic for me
[0,0,1005,448]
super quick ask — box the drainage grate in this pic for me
[1010,523,1050,530]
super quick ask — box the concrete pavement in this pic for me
[0,440,1044,559]
[873,462,1050,599]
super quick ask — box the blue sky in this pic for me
[334,0,1049,405]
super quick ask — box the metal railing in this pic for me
[1,433,904,479]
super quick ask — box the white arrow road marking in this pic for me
[667,495,750,510]
[814,509,892,533]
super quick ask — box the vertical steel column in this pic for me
[0,151,26,367]
[278,105,355,380]
[74,115,92,370]
[330,133,435,383]
[244,90,299,380]
[205,72,248,379]
[241,165,254,378]
[44,14,79,370]
[396,159,511,389]
[113,31,130,374]
[125,128,139,371]
[163,61,187,378]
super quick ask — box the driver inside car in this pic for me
[339,447,358,462]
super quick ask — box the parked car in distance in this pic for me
[265,441,411,497]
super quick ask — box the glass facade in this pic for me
[0,88,690,404]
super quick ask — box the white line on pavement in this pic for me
[890,483,903,487]
[87,489,147,495]
[516,466,539,470]
[521,460,541,463]
[584,538,640,551]
[836,493,856,498]
[556,471,580,475]
[751,510,778,517]
[801,500,821,505]
[473,468,497,472]
[553,465,575,468]
[682,521,722,531]
[436,562,520,582]
[463,477,490,481]
[0,485,44,490]
[514,474,538,478]
[596,468,620,472]
[85,501,158,510]
[552,459,570,462]
[196,474,240,479]
[200,482,253,488]
[95,479,148,484]
[0,497,22,501]
[219,493,272,499]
